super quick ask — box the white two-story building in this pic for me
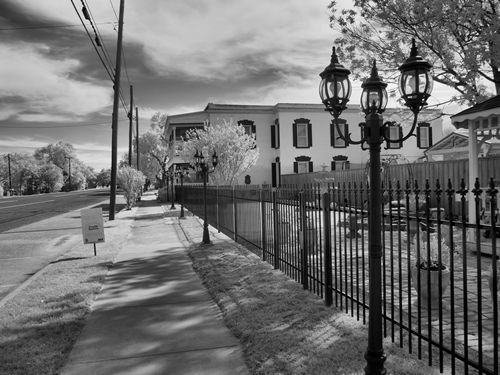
[164,102,443,186]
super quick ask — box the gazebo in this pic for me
[451,95,500,224]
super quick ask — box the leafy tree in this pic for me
[117,166,145,209]
[328,0,500,105]
[181,119,259,185]
[0,153,40,194]
[96,168,112,187]
[34,141,76,169]
[38,163,64,193]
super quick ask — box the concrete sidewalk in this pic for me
[61,193,248,375]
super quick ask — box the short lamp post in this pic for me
[176,166,189,219]
[319,39,433,375]
[194,149,218,244]
[167,168,176,210]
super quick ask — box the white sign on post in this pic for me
[81,208,105,255]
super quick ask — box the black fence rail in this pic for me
[179,177,499,375]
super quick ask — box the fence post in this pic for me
[233,186,238,241]
[272,190,280,269]
[299,191,308,290]
[261,189,267,262]
[216,185,220,232]
[323,191,333,306]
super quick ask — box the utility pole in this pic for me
[65,156,72,191]
[128,84,133,166]
[109,0,125,221]
[7,153,12,191]
[135,106,140,171]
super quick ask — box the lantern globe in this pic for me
[319,47,352,118]
[360,60,388,115]
[398,38,433,113]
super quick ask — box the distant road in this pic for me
[0,189,111,233]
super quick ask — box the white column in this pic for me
[468,120,479,226]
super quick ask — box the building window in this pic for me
[293,155,313,173]
[386,123,402,149]
[330,119,348,148]
[292,118,312,148]
[238,119,256,137]
[331,155,350,170]
[417,122,433,149]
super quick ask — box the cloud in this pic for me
[0,42,112,121]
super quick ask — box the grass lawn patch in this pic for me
[180,219,444,375]
[0,213,133,375]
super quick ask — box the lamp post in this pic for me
[167,168,176,210]
[176,166,189,219]
[319,39,433,375]
[194,148,218,244]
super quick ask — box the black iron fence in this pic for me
[179,177,499,375]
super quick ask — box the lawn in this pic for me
[0,204,132,375]
[180,218,446,375]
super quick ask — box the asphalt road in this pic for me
[0,189,113,233]
[0,188,119,302]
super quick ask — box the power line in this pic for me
[69,0,114,82]
[0,22,116,31]
[0,119,128,129]
[70,0,130,117]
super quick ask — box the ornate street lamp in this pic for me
[176,166,189,219]
[194,148,218,244]
[319,38,433,375]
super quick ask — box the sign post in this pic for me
[81,208,105,256]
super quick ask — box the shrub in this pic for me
[117,166,145,209]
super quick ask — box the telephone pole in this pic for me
[109,0,125,221]
[65,156,72,191]
[128,85,133,166]
[135,106,140,171]
[7,154,12,191]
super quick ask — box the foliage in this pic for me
[117,166,145,209]
[411,230,452,270]
[1,141,96,194]
[95,168,112,187]
[133,131,169,184]
[328,0,500,105]
[181,119,259,185]
[34,141,76,169]
[0,153,40,194]
[37,163,64,193]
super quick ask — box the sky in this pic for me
[0,0,465,171]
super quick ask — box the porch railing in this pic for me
[178,177,499,375]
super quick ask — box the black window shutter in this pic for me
[330,122,335,147]
[271,125,276,148]
[331,161,336,171]
[271,163,277,187]
[398,126,403,148]
[416,128,421,148]
[293,161,298,173]
[276,123,280,148]
[308,161,313,172]
[428,127,433,147]
[292,122,297,147]
[277,162,281,186]
[307,123,312,147]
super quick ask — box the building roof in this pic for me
[451,95,500,128]
[451,95,500,118]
